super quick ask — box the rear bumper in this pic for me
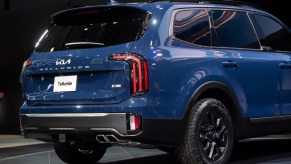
[20,113,131,136]
[20,113,186,145]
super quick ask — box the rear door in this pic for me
[23,6,150,106]
[251,13,291,115]
[210,9,280,118]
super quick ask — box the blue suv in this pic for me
[20,1,291,163]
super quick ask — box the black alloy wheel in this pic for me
[199,110,229,161]
[178,98,234,164]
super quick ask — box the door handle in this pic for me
[222,61,238,68]
[279,63,291,69]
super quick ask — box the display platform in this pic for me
[0,136,291,164]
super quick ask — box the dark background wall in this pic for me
[0,0,113,133]
[0,0,289,134]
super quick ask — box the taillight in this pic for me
[24,60,32,67]
[108,54,149,96]
[77,10,99,15]
[21,60,32,98]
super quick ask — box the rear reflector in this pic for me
[129,115,140,131]
[109,53,149,96]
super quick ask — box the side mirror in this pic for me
[261,46,274,52]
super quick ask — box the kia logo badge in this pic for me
[56,59,71,65]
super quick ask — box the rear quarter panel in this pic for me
[130,5,245,119]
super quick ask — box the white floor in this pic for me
[0,135,44,148]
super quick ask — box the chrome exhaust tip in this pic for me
[106,135,120,143]
[96,135,107,143]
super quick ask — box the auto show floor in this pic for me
[0,135,291,164]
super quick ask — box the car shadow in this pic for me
[101,154,180,164]
[230,138,291,163]
[102,138,291,164]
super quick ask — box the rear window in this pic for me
[35,6,151,52]
[174,9,211,46]
[211,10,260,49]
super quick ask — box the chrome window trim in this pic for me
[247,12,263,49]
[169,7,264,52]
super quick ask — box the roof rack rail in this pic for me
[200,0,260,9]
[148,0,260,9]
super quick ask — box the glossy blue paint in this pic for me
[212,49,280,117]
[20,2,290,122]
[272,52,291,115]
[24,43,132,105]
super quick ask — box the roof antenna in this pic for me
[107,0,119,5]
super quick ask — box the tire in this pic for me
[54,142,107,164]
[178,98,234,164]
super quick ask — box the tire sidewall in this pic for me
[188,98,234,164]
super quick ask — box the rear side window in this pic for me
[212,10,260,49]
[35,7,151,52]
[174,9,211,46]
[252,14,291,52]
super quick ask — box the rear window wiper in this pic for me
[65,42,105,49]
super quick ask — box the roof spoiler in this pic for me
[107,0,119,5]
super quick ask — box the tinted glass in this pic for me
[35,7,150,52]
[212,10,260,49]
[253,14,291,52]
[174,9,211,46]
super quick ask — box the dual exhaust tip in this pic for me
[96,134,121,143]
